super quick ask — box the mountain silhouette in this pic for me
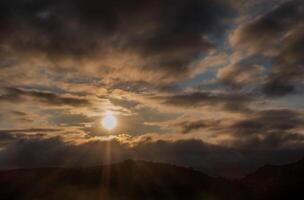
[241,158,304,200]
[0,159,303,200]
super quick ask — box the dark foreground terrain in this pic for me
[0,158,304,200]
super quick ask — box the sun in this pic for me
[101,111,117,130]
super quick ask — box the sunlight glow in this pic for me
[102,111,117,130]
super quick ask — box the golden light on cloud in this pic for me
[101,111,117,131]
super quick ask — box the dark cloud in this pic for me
[0,132,20,146]
[234,131,304,150]
[230,109,304,135]
[0,131,53,147]
[262,25,304,97]
[260,26,304,97]
[0,0,235,82]
[177,120,207,134]
[0,136,129,169]
[0,128,61,134]
[262,79,296,97]
[230,0,304,96]
[165,108,304,149]
[0,136,304,178]
[217,56,265,88]
[11,111,27,116]
[170,119,221,134]
[225,109,304,150]
[159,91,255,112]
[48,112,93,127]
[0,87,90,107]
[231,0,304,51]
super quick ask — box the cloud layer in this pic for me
[0,0,304,177]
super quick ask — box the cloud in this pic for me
[229,0,304,96]
[155,108,304,148]
[0,128,61,134]
[0,0,303,179]
[0,87,91,107]
[0,135,303,178]
[11,111,27,116]
[262,79,297,97]
[176,120,207,134]
[0,132,21,146]
[218,109,304,150]
[234,131,304,150]
[230,0,303,52]
[157,91,255,112]
[160,118,222,134]
[0,131,55,147]
[0,0,235,83]
[229,109,304,135]
[217,63,264,88]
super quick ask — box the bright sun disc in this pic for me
[102,112,117,130]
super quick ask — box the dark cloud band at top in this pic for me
[0,0,236,83]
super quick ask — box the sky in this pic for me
[0,0,304,178]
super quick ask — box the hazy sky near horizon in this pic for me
[0,0,303,177]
